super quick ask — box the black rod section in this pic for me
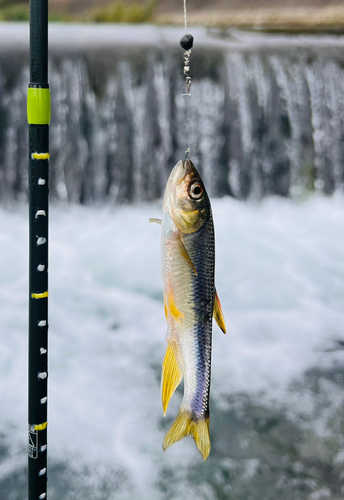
[28,0,50,499]
[30,0,48,84]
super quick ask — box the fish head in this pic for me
[163,159,210,234]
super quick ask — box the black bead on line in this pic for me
[180,34,194,50]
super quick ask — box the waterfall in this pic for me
[0,25,344,203]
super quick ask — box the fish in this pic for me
[150,158,226,461]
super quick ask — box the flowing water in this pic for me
[0,23,343,500]
[0,24,344,202]
[0,196,343,500]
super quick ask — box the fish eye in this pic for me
[189,182,204,200]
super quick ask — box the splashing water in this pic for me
[0,194,343,499]
[0,25,344,202]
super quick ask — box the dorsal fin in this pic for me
[214,289,226,334]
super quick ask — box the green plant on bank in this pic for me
[0,3,29,20]
[91,0,157,23]
[48,12,72,22]
[0,1,72,22]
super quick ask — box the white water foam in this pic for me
[0,194,342,498]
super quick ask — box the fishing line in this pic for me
[180,0,193,155]
[183,0,187,31]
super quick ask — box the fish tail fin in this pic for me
[163,410,210,461]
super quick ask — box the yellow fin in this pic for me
[163,411,211,461]
[214,289,226,334]
[177,236,197,276]
[161,344,182,416]
[149,218,162,225]
[168,291,184,322]
[164,293,168,319]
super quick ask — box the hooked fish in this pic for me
[150,158,226,461]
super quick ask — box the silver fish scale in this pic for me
[184,210,215,419]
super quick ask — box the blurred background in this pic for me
[0,1,343,499]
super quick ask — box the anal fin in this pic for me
[161,344,182,416]
[214,289,226,334]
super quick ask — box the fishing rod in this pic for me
[27,0,50,497]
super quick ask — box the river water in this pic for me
[0,23,343,500]
[1,24,344,202]
[0,196,343,500]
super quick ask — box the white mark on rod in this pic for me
[38,468,47,476]
[40,445,47,452]
[37,264,45,272]
[38,178,46,186]
[40,397,47,404]
[39,494,46,499]
[35,210,46,218]
[37,237,46,246]
[40,348,47,355]
[38,372,47,380]
[38,320,47,327]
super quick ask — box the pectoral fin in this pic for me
[214,289,226,334]
[149,218,162,225]
[161,343,182,416]
[177,236,197,276]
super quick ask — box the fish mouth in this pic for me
[163,158,197,209]
[178,158,193,183]
[171,159,198,194]
[182,158,193,175]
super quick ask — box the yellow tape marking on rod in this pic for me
[35,422,48,431]
[32,153,50,160]
[27,88,51,125]
[31,291,49,299]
